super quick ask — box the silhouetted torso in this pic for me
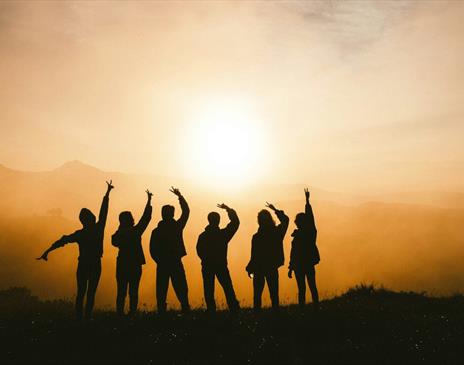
[52,195,109,262]
[197,209,239,268]
[247,210,289,274]
[112,204,152,266]
[150,219,186,263]
[150,196,189,264]
[289,202,319,270]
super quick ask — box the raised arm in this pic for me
[217,203,240,242]
[304,188,316,230]
[170,187,189,229]
[265,202,289,239]
[97,180,114,228]
[36,231,80,261]
[135,190,153,234]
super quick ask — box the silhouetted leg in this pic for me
[116,261,128,316]
[156,264,169,313]
[253,274,265,310]
[266,269,279,310]
[295,270,306,307]
[216,266,239,312]
[85,260,101,319]
[129,265,142,315]
[201,266,216,312]
[76,261,88,320]
[306,267,319,307]
[171,260,190,312]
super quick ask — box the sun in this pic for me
[184,98,268,187]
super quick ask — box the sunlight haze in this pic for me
[183,97,269,187]
[0,0,463,309]
[0,0,463,193]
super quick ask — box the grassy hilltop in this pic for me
[1,285,463,365]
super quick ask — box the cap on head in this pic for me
[161,205,175,220]
[257,209,275,228]
[207,212,220,227]
[79,208,96,227]
[119,211,134,228]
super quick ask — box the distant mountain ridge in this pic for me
[0,160,461,213]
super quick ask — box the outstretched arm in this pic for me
[135,190,153,234]
[170,187,189,228]
[98,180,114,228]
[217,203,240,242]
[36,232,79,261]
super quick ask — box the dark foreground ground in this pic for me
[1,285,463,365]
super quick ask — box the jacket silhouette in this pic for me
[288,188,320,307]
[196,204,240,313]
[36,181,114,320]
[112,190,152,316]
[246,203,289,310]
[150,187,190,313]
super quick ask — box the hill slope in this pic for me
[1,285,463,365]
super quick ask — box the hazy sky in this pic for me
[1,0,463,193]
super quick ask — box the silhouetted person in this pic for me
[288,188,320,308]
[37,180,114,320]
[112,190,153,316]
[246,202,289,311]
[150,187,190,313]
[196,203,240,314]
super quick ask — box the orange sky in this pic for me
[0,0,463,194]
[0,1,464,308]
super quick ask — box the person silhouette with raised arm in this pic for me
[246,202,289,311]
[112,189,153,316]
[150,187,190,313]
[288,188,320,309]
[196,203,240,314]
[37,180,114,320]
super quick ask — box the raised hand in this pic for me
[169,186,181,197]
[304,188,310,200]
[217,203,230,211]
[106,180,114,192]
[36,252,48,261]
[146,189,153,199]
[265,202,276,211]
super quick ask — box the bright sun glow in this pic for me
[185,99,268,186]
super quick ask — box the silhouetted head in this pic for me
[257,209,275,229]
[161,205,175,220]
[119,211,134,228]
[79,208,96,227]
[295,212,306,229]
[207,212,220,227]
